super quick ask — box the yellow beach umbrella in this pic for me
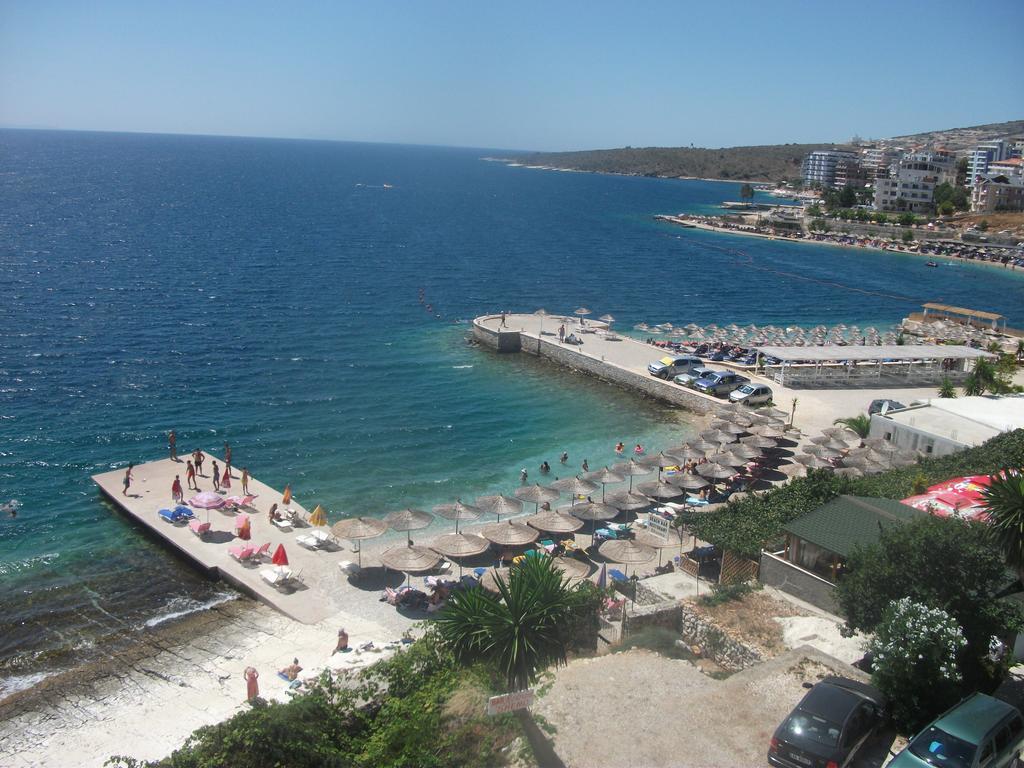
[282,484,292,505]
[308,504,327,527]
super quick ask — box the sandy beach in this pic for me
[663,215,1023,274]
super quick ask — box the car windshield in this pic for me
[737,385,755,394]
[908,726,976,768]
[785,712,841,748]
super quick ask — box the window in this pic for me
[979,738,995,766]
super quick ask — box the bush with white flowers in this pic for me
[868,597,967,733]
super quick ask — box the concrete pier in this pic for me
[93,458,337,624]
[472,313,945,436]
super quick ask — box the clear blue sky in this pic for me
[2,0,1022,151]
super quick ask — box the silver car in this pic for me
[729,383,773,405]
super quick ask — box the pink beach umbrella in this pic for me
[272,544,289,566]
[189,491,226,509]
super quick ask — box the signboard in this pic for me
[486,689,535,715]
[647,513,672,542]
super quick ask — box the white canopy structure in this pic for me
[756,344,995,387]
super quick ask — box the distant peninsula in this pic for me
[502,119,1024,184]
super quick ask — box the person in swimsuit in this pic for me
[186,460,198,490]
[168,430,177,461]
[581,459,590,472]
[212,461,221,492]
[171,475,183,503]
[241,467,250,495]
[122,463,133,496]
[615,442,625,454]
[560,451,568,464]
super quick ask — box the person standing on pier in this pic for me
[221,466,231,489]
[194,449,204,476]
[241,467,250,495]
[224,443,232,476]
[171,475,183,503]
[212,461,221,492]
[500,312,507,327]
[122,463,133,496]
[168,430,177,461]
[186,460,198,490]
[558,324,565,343]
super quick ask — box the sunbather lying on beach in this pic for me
[278,658,303,681]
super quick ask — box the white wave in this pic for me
[143,592,237,629]
[451,365,473,369]
[0,670,53,698]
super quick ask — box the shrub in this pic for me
[869,598,966,733]
[699,581,758,607]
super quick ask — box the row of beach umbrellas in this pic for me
[632,321,901,348]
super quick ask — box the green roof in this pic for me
[783,495,927,558]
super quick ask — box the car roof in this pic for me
[933,694,1019,742]
[800,677,885,721]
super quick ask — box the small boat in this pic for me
[925,261,938,268]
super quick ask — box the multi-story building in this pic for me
[801,149,858,189]
[860,147,899,180]
[987,157,1024,179]
[971,173,1024,213]
[966,140,1008,185]
[873,150,957,213]
[833,156,867,190]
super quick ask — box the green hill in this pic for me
[509,143,841,183]
[506,119,1024,184]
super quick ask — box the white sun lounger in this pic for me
[272,518,294,532]
[260,565,293,586]
[295,534,319,549]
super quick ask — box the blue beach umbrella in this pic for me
[596,563,607,590]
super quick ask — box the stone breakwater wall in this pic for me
[472,318,720,416]
[679,602,762,671]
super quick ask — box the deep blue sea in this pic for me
[3,129,1024,695]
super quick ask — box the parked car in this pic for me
[693,371,749,397]
[868,399,906,416]
[768,676,887,768]
[889,693,1024,768]
[647,355,703,379]
[729,383,773,405]
[673,366,715,387]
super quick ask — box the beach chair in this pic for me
[173,505,195,520]
[188,520,211,537]
[253,542,271,560]
[310,529,335,547]
[158,508,189,524]
[272,517,294,532]
[259,566,291,586]
[229,544,256,562]
[295,533,320,549]
[609,568,628,583]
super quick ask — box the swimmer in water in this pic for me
[560,452,568,464]
[615,442,625,454]
[634,443,645,455]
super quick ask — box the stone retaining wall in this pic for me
[679,602,762,671]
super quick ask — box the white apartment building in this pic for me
[967,140,1008,185]
[802,150,858,189]
[873,150,956,213]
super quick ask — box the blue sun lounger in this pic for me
[158,507,194,524]
[609,568,628,583]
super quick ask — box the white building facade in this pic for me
[802,150,858,189]
[873,150,956,213]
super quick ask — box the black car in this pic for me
[868,399,906,416]
[768,676,886,768]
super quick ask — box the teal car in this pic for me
[889,693,1024,768]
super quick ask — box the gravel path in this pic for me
[534,646,865,768]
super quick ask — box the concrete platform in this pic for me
[93,458,339,624]
[474,313,941,436]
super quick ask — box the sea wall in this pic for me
[472,319,721,416]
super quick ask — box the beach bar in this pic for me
[756,344,995,388]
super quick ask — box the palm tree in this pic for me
[434,556,585,691]
[938,377,957,398]
[982,470,1024,582]
[964,359,998,396]
[833,414,871,439]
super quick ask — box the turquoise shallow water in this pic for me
[2,129,1024,694]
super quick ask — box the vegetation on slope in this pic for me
[511,143,839,183]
